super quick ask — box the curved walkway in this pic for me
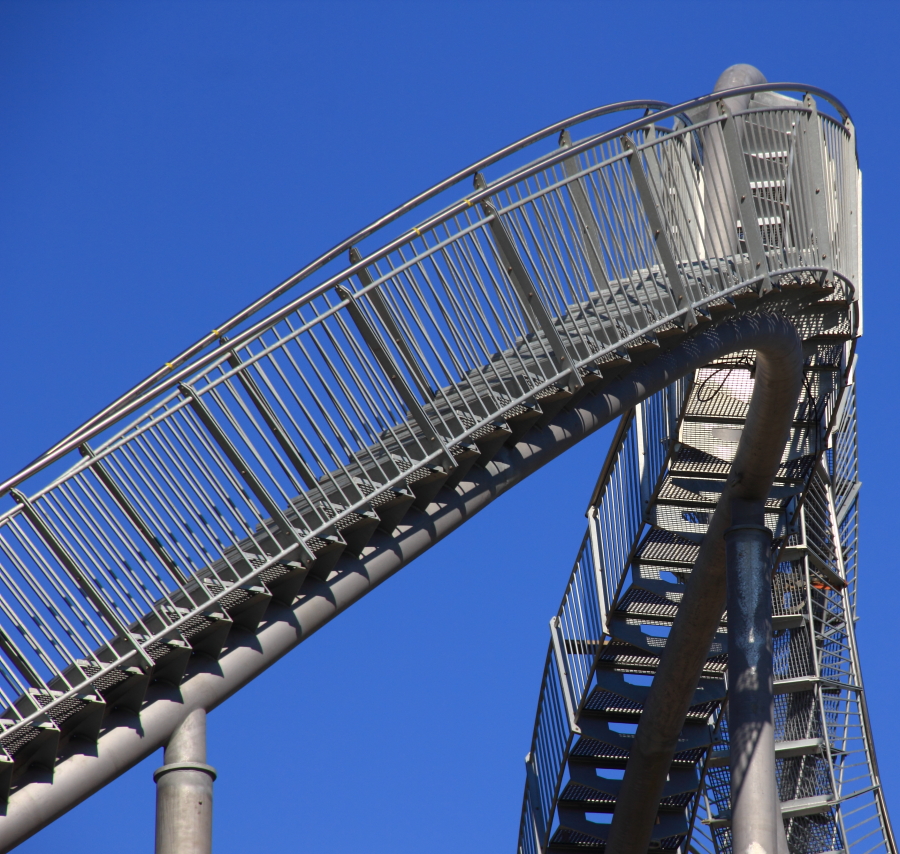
[0,71,873,852]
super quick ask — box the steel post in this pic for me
[725,498,778,854]
[154,708,216,854]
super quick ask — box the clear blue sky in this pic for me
[2,2,898,852]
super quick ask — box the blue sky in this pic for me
[2,2,899,852]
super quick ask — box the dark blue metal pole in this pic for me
[725,498,779,854]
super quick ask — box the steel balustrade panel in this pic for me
[531,650,572,833]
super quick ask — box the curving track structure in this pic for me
[0,65,890,853]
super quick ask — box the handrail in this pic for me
[0,313,815,852]
[0,80,852,497]
[0,79,859,751]
[0,67,876,853]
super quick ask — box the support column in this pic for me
[725,498,778,854]
[154,708,216,854]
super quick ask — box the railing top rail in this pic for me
[0,80,852,498]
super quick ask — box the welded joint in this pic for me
[153,761,218,783]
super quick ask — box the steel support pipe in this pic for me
[726,499,778,854]
[604,329,801,854]
[154,708,216,854]
[0,311,802,852]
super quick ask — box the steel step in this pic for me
[557,804,688,843]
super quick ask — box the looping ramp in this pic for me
[0,70,888,854]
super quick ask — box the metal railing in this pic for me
[516,316,895,854]
[520,379,690,850]
[0,85,860,769]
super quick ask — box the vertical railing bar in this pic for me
[623,132,696,326]
[146,419,256,556]
[80,444,188,585]
[350,247,435,400]
[165,413,284,565]
[204,385,301,509]
[179,384,315,564]
[76,467,183,606]
[475,175,584,390]
[559,130,620,346]
[802,95,834,280]
[549,616,579,732]
[221,348,319,491]
[113,439,216,582]
[9,492,153,667]
[44,485,151,623]
[0,526,99,660]
[335,285,456,471]
[62,477,172,613]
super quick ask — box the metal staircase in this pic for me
[0,66,887,853]
[520,322,893,854]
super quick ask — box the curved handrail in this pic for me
[0,81,852,497]
[0,80,856,724]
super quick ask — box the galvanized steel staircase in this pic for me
[0,72,887,854]
[519,296,893,854]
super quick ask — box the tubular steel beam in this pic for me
[154,708,216,854]
[0,311,802,853]
[604,347,802,851]
[726,499,779,854]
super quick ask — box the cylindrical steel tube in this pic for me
[725,498,778,854]
[154,708,216,854]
